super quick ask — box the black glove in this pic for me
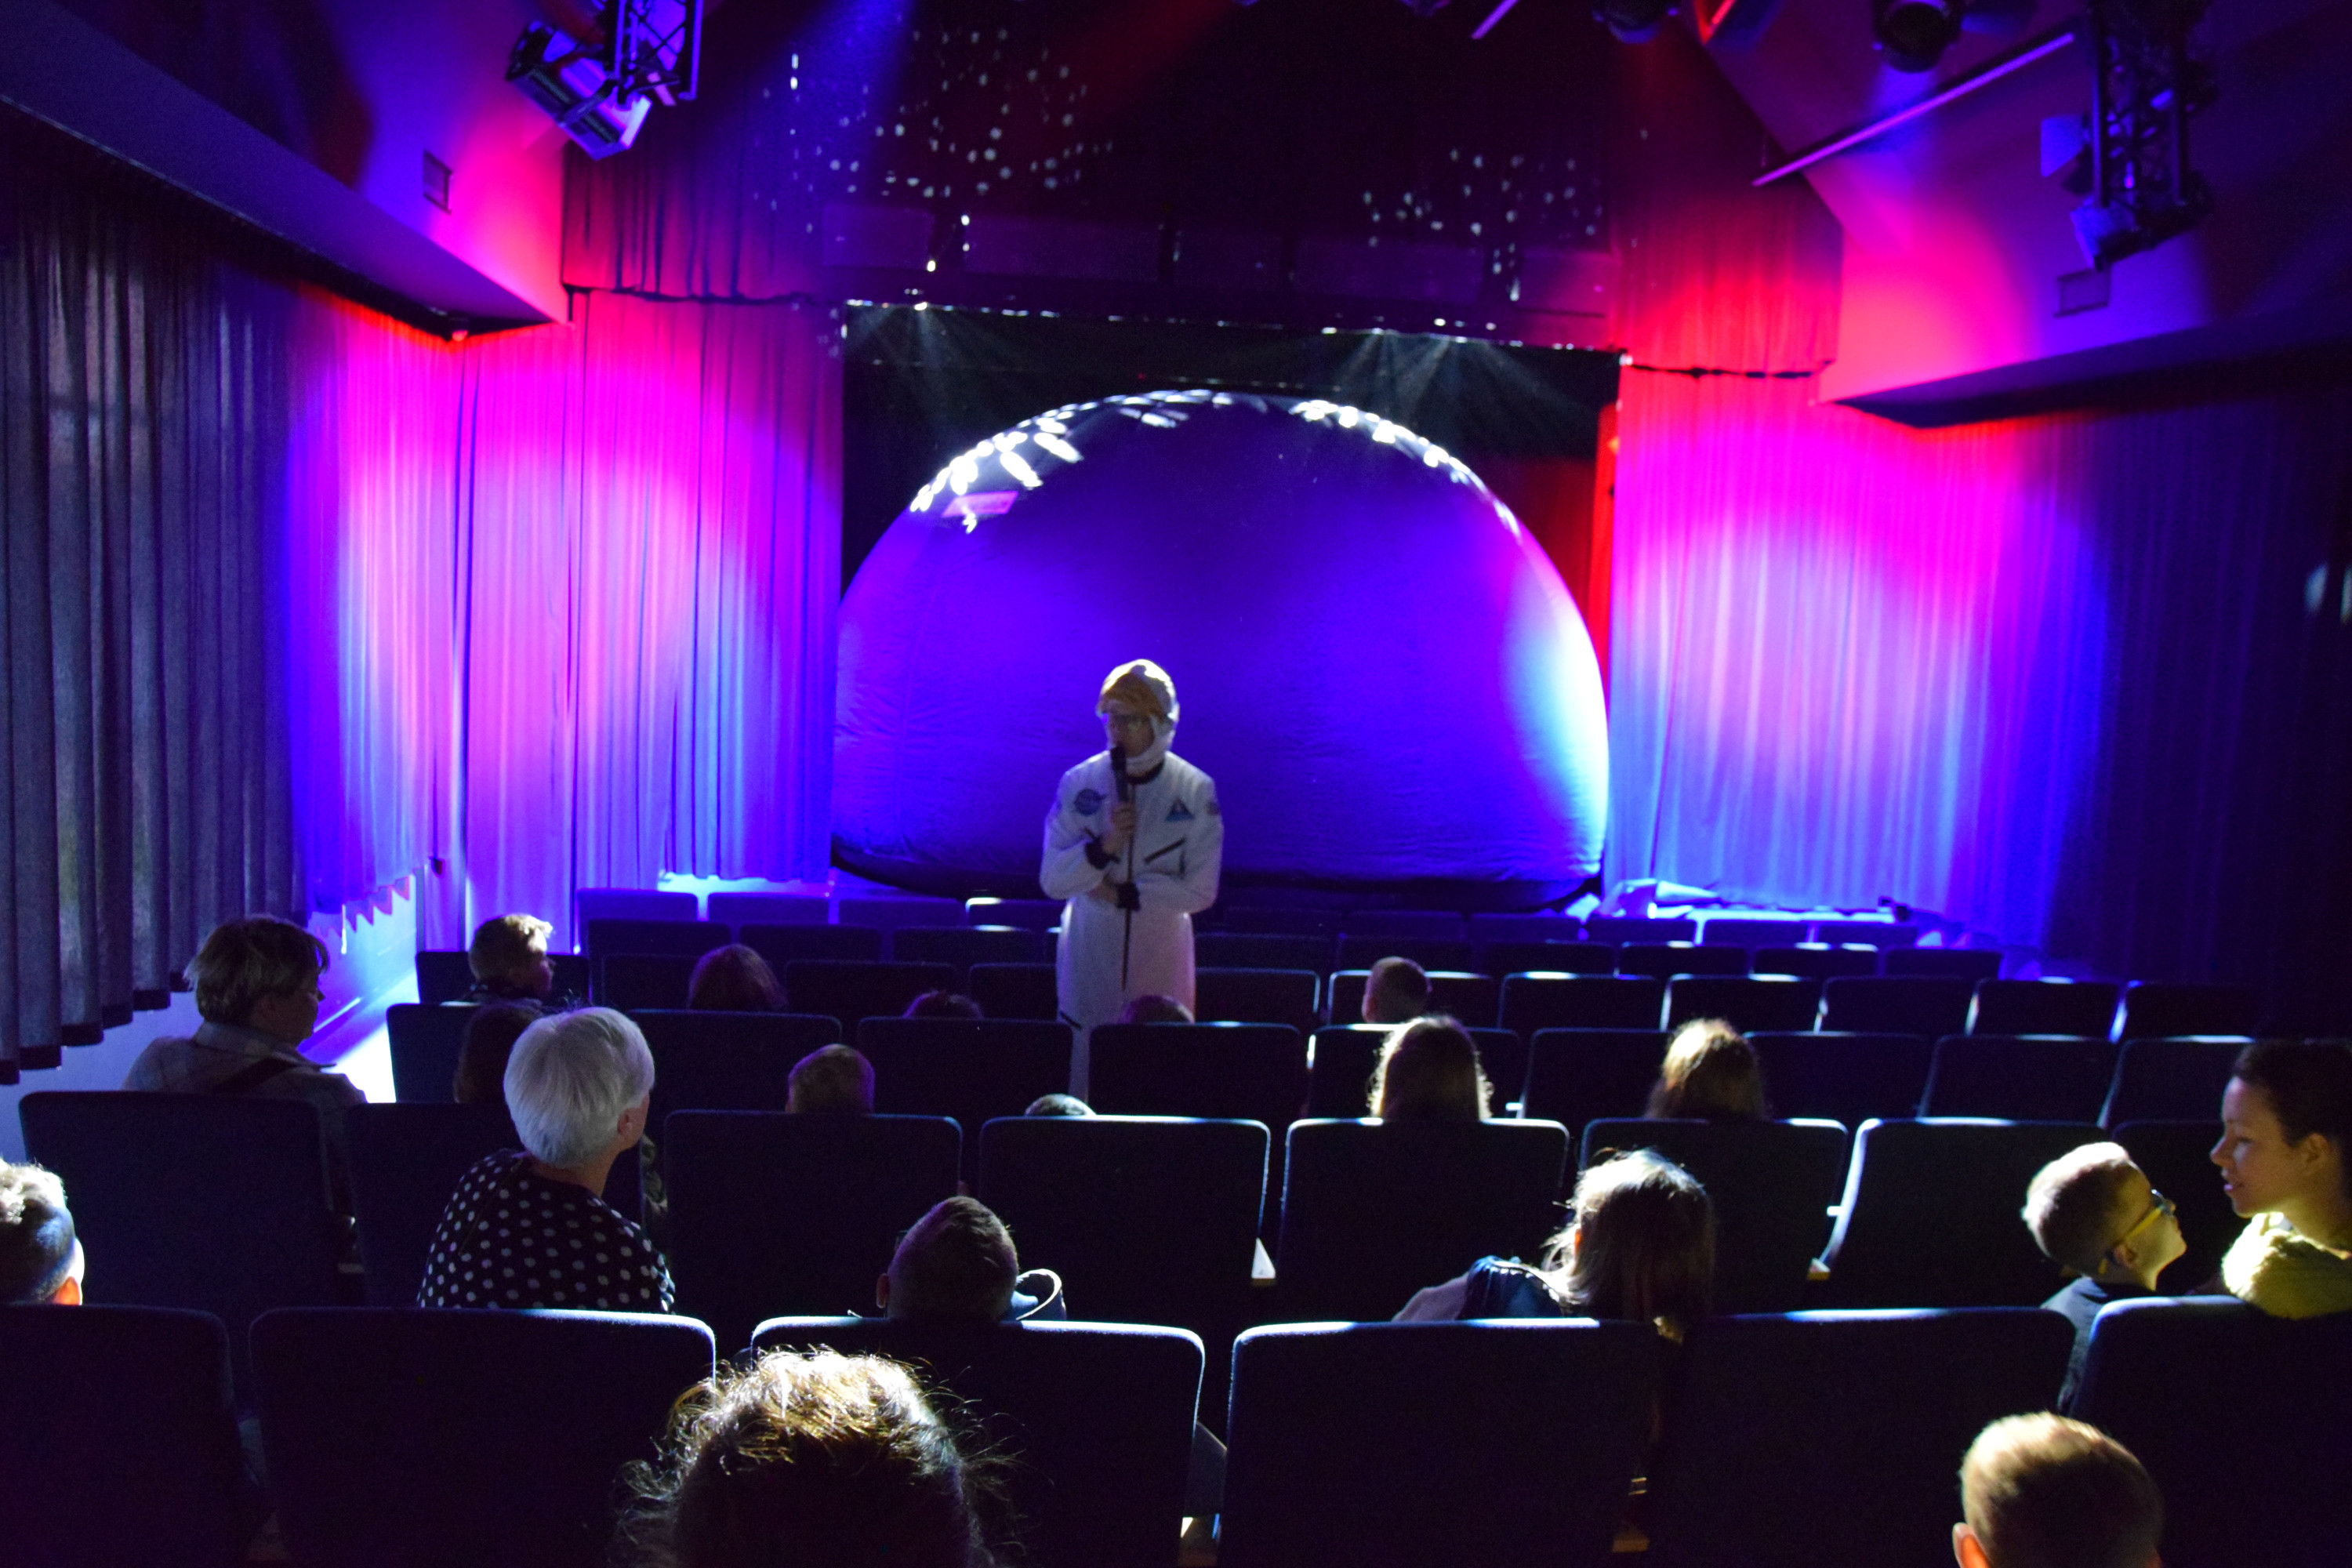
[1084,839,1113,869]
[1115,881,1141,912]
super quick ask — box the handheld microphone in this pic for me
[1111,742,1133,803]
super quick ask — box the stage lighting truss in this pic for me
[507,0,702,161]
[2067,0,2215,270]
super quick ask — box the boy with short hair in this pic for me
[1955,1412,2161,1568]
[2022,1142,2187,1406]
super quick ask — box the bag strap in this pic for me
[209,1053,305,1096]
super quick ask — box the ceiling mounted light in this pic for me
[1872,0,1963,71]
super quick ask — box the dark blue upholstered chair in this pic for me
[575,888,697,926]
[1088,1023,1307,1134]
[414,950,588,1007]
[1756,943,1882,980]
[1811,920,1920,948]
[630,1010,843,1134]
[1334,935,1478,974]
[1645,1308,2074,1568]
[1970,978,2120,1038]
[2117,982,2262,1043]
[1221,1320,1661,1568]
[706,890,830,926]
[1477,938,1619,977]
[964,895,1064,929]
[1305,1025,1387,1119]
[1466,913,1586,944]
[836,894,967,931]
[1696,916,1812,949]
[970,961,1061,1021]
[252,1307,713,1568]
[597,953,699,1010]
[856,1015,1074,1185]
[1584,916,1697,944]
[2102,1036,2248,1127]
[751,1317,1203,1568]
[1519,1029,1670,1138]
[1578,1117,1849,1313]
[1196,931,1337,976]
[1748,1031,1933,1127]
[1920,1034,2118,1121]
[1817,975,1973,1036]
[887,923,1048,974]
[0,1305,248,1568]
[1325,970,1502,1029]
[1664,975,1823,1033]
[1617,941,1751,979]
[388,1001,478,1102]
[1192,968,1322,1036]
[2073,1297,2352,1568]
[1275,1118,1570,1323]
[1223,906,1348,938]
[736,921,884,968]
[1340,909,1470,941]
[662,1112,960,1349]
[583,917,728,963]
[1882,946,2003,981]
[1817,1118,2105,1308]
[1501,975,1667,1036]
[347,1102,517,1306]
[2110,1120,2237,1287]
[779,959,957,1033]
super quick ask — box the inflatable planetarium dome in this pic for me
[833,388,1609,904]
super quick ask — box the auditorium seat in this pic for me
[780,958,956,1032]
[583,916,729,963]
[1221,1320,1659,1568]
[971,960,1060,1020]
[856,1016,1073,1184]
[1578,1117,1849,1313]
[2073,1297,2352,1568]
[1918,1035,2119,1122]
[413,949,589,1006]
[387,1001,477,1102]
[1336,935,1478,973]
[1500,974,1666,1035]
[252,1307,713,1568]
[1970,978,2120,1038]
[1882,946,2003,982]
[1275,1117,1570,1322]
[2101,1036,2246,1126]
[662,1112,960,1348]
[1327,969,1501,1029]
[1811,920,1921,948]
[979,1116,1267,1334]
[1696,916,1811,949]
[1664,975,1823,1033]
[1196,931,1336,975]
[964,895,1064,929]
[1475,938,1618,976]
[2118,980,2263,1042]
[736,921,884,968]
[1755,942,1882,980]
[1519,1029,1669,1138]
[575,887,697,926]
[1466,913,1587,944]
[2110,1121,2237,1287]
[751,1318,1202,1568]
[347,1102,517,1306]
[887,923,1048,975]
[1616,941,1750,978]
[1644,1308,2074,1568]
[597,953,700,1010]
[0,1305,249,1568]
[631,1010,843,1134]
[1468,1025,1529,1110]
[1584,916,1697,943]
[836,894,967,931]
[1816,1119,2105,1308]
[1817,975,1973,1036]
[1193,967,1321,1035]
[1223,906,1348,937]
[1087,1022,1307,1133]
[705,890,830,927]
[1306,1025,1388,1118]
[1749,1032,1934,1127]
[1340,909,1469,942]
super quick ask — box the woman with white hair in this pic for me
[417,1007,672,1312]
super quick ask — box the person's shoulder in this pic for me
[1163,753,1219,800]
[2223,1213,2352,1319]
[122,1033,197,1087]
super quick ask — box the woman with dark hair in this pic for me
[1367,1015,1493,1121]
[2212,1040,2352,1318]
[687,945,785,1012]
[1646,1018,1768,1121]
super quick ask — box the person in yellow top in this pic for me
[2211,1039,2352,1318]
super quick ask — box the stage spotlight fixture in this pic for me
[1597,0,1676,42]
[507,1,701,160]
[1872,0,1963,71]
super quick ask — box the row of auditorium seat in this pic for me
[5,1294,2342,1568]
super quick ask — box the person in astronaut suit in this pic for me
[1040,659,1223,1098]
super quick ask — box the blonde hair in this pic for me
[188,915,328,1026]
[788,1046,876,1115]
[2022,1143,2143,1276]
[1542,1150,1715,1337]
[1368,1015,1490,1120]
[1646,1018,1766,1121]
[1960,1414,2162,1568]
[468,913,553,985]
[0,1161,76,1305]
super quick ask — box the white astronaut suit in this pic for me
[1040,660,1222,1097]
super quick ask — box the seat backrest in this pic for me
[1275,1118,1570,1322]
[1197,931,1337,975]
[856,1016,1074,1185]
[662,1112,962,1350]
[1748,1032,1933,1127]
[1477,938,1618,977]
[1755,943,1882,980]
[1088,1023,1307,1131]
[1577,1119,1849,1314]
[1519,1029,1670,1135]
[887,924,1047,972]
[631,1011,844,1134]
[1466,913,1587,943]
[1223,906,1347,937]
[1882,946,2004,981]
[1970,978,2120,1037]
[583,916,729,963]
[750,1319,1203,1568]
[1665,975,1823,1033]
[2118,981,2262,1042]
[1468,1025,1529,1111]
[1920,1035,2118,1121]
[388,1001,478,1103]
[964,896,1064,930]
[252,1307,714,1568]
[978,1116,1267,1330]
[1645,1308,2074,1568]
[2110,1120,2237,1287]
[1330,970,1503,1029]
[1221,1319,1660,1568]
[736,922,884,968]
[2073,1297,2352,1568]
[1185,967,1316,1034]
[780,959,957,1033]
[969,961,1061,1021]
[1818,1119,2105,1307]
[1340,909,1469,942]
[2102,1036,2247,1127]
[1500,974,1666,1036]
[1334,935,1478,973]
[1811,920,1920,948]
[1307,1025,1388,1118]
[575,887,698,926]
[597,953,700,1010]
[1585,916,1697,944]
[1617,941,1751,978]
[1696,916,1810,949]
[706,891,830,927]
[0,1304,247,1568]
[1818,975,1974,1036]
[347,1104,518,1307]
[836,895,967,931]
[415,950,476,1006]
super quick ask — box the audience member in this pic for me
[1362,956,1432,1025]
[1396,1149,1715,1337]
[906,989,984,1020]
[789,1045,877,1115]
[1024,1094,1094,1117]
[687,944,785,1011]
[452,1003,537,1106]
[2022,1142,2187,1405]
[2213,1039,2352,1318]
[1367,1015,1490,1120]
[1116,993,1193,1025]
[1954,1413,2162,1568]
[466,914,559,1008]
[1646,1018,1768,1121]
[417,1008,671,1312]
[877,1196,1064,1323]
[0,1162,82,1305]
[619,1349,999,1568]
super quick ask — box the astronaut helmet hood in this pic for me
[1098,659,1178,773]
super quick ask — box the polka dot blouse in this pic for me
[417,1150,674,1313]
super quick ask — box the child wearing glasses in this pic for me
[2022,1142,2188,1407]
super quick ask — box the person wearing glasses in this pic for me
[2021,1142,2187,1406]
[1040,659,1222,1098]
